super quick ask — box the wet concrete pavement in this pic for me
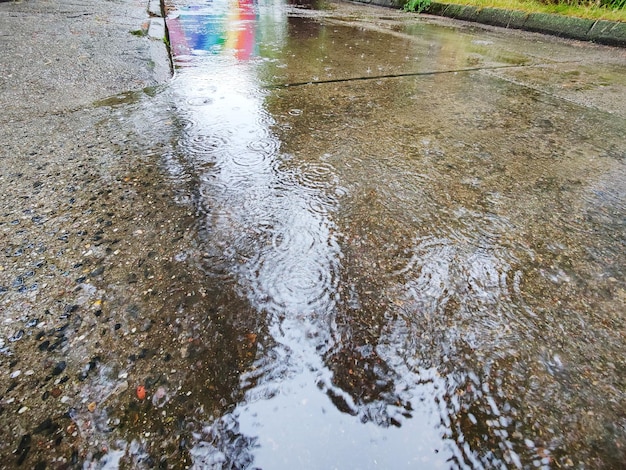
[1,0,625,468]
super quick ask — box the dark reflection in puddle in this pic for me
[141,0,626,468]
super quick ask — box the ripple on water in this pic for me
[247,219,338,315]
[387,212,537,350]
[294,161,338,190]
[247,136,280,157]
[372,307,532,468]
[162,151,194,185]
[229,149,274,170]
[186,96,215,107]
[580,173,625,232]
[405,235,512,301]
[183,133,231,160]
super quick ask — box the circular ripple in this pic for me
[294,162,338,190]
[247,217,339,315]
[247,136,280,157]
[162,151,193,184]
[186,96,215,107]
[227,148,270,167]
[183,133,230,158]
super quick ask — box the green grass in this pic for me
[405,0,432,12]
[426,0,626,21]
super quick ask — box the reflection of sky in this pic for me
[165,1,529,468]
[165,2,457,468]
[375,229,525,468]
[166,1,360,466]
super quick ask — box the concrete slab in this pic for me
[475,7,528,29]
[148,16,165,40]
[453,4,480,22]
[592,20,626,46]
[0,0,169,123]
[148,0,162,17]
[0,0,624,468]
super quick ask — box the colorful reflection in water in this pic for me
[153,1,626,468]
[167,0,258,60]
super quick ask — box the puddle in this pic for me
[30,0,622,468]
[93,87,162,108]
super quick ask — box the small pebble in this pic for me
[18,406,28,414]
[9,329,24,342]
[87,402,97,412]
[10,370,21,378]
[52,361,67,376]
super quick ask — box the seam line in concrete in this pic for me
[265,63,529,88]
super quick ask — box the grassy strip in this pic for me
[454,0,626,22]
[423,0,626,21]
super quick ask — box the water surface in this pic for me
[150,1,626,467]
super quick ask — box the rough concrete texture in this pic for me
[0,0,169,123]
[351,0,405,8]
[523,11,595,38]
[0,0,191,467]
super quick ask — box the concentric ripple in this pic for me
[183,133,231,159]
[248,214,339,315]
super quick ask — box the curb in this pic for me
[357,0,626,47]
[147,0,173,80]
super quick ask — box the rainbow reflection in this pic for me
[166,0,257,62]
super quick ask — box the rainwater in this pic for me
[140,0,626,467]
